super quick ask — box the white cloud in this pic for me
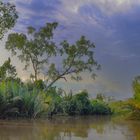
[53,0,140,38]
[8,0,33,4]
[60,0,140,15]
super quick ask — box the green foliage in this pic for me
[6,22,58,81]
[19,89,47,118]
[125,77,140,119]
[59,36,100,81]
[72,91,92,115]
[0,80,47,118]
[121,76,140,120]
[109,100,131,116]
[128,101,140,120]
[0,58,17,81]
[91,100,112,115]
[45,87,63,115]
[0,80,21,118]
[0,80,112,118]
[132,76,140,101]
[6,22,100,88]
[127,76,140,119]
[46,90,112,116]
[34,79,45,89]
[0,1,18,39]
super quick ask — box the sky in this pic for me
[1,0,140,99]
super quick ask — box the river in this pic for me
[0,116,139,140]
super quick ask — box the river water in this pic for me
[0,116,139,140]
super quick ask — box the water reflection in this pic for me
[0,116,138,140]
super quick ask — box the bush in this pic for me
[59,98,77,115]
[46,90,92,116]
[46,90,112,116]
[45,87,63,116]
[34,80,45,89]
[73,91,92,115]
[0,80,47,118]
[91,100,112,115]
[0,80,112,118]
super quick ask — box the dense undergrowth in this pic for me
[0,80,112,119]
[0,76,140,120]
[0,80,47,118]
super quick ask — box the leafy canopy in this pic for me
[6,22,100,88]
[6,22,58,81]
[0,58,17,81]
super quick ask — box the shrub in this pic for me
[0,80,47,118]
[46,90,112,116]
[34,80,45,89]
[73,91,92,115]
[91,100,112,115]
[45,87,63,116]
[0,80,113,118]
[59,98,77,115]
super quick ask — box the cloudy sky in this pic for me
[1,0,140,99]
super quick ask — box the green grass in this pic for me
[109,100,132,120]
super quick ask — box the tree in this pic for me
[5,22,100,88]
[47,35,100,89]
[0,1,18,39]
[6,22,58,81]
[0,58,17,81]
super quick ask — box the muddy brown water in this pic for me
[0,116,139,140]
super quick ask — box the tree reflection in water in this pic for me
[0,116,137,140]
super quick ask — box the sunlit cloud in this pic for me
[60,0,140,15]
[7,0,33,4]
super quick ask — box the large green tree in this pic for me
[6,22,58,81]
[5,22,100,88]
[0,1,18,39]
